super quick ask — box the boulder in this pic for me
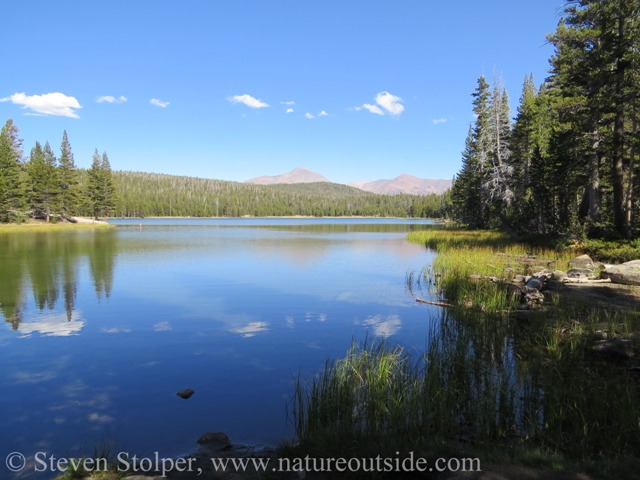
[591,339,634,359]
[567,268,597,280]
[569,254,595,269]
[600,260,640,286]
[551,270,568,281]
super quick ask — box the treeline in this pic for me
[0,118,451,220]
[451,1,640,240]
[0,119,116,222]
[112,171,450,218]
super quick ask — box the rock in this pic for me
[591,339,634,359]
[511,274,527,284]
[569,254,595,269]
[600,260,640,286]
[552,270,568,281]
[567,268,597,280]
[176,388,195,399]
[197,431,232,449]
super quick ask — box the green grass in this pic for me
[0,222,113,233]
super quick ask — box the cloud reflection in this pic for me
[18,312,84,337]
[363,314,401,338]
[231,321,269,337]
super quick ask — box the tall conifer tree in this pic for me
[58,131,80,217]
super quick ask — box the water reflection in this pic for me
[0,230,117,329]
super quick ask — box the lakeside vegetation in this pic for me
[284,226,640,478]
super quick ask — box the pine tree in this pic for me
[100,152,116,218]
[1,119,24,162]
[485,74,513,212]
[0,119,26,222]
[86,149,105,220]
[27,142,59,222]
[451,127,484,226]
[58,131,80,217]
[547,0,640,236]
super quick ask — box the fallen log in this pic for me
[416,298,453,308]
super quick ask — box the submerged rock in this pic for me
[601,260,640,286]
[197,431,232,448]
[176,388,195,399]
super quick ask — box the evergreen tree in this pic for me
[58,131,80,217]
[0,119,24,162]
[0,127,26,222]
[86,149,105,220]
[451,127,484,226]
[27,142,59,222]
[100,152,116,218]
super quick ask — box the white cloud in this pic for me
[96,95,127,104]
[375,91,404,115]
[280,101,295,105]
[150,98,169,108]
[286,108,294,113]
[228,94,269,108]
[362,103,384,115]
[0,92,82,118]
[318,110,328,117]
[432,118,447,124]
[305,112,315,119]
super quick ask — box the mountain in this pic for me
[348,174,451,195]
[245,167,331,185]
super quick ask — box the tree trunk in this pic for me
[612,12,626,234]
[588,151,602,223]
[625,104,636,239]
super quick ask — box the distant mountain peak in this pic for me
[245,167,331,185]
[348,174,451,195]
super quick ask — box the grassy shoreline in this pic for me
[282,226,640,479]
[0,221,114,233]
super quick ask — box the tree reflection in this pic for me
[0,229,117,329]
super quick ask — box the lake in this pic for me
[0,218,438,478]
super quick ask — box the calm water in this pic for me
[0,218,438,478]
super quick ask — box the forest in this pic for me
[0,119,449,221]
[451,0,640,240]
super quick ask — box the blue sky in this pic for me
[1,1,563,184]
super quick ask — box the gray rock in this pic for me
[591,339,634,359]
[197,431,231,448]
[570,254,595,269]
[601,260,640,286]
[552,270,568,280]
[176,388,194,399]
[567,268,597,279]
